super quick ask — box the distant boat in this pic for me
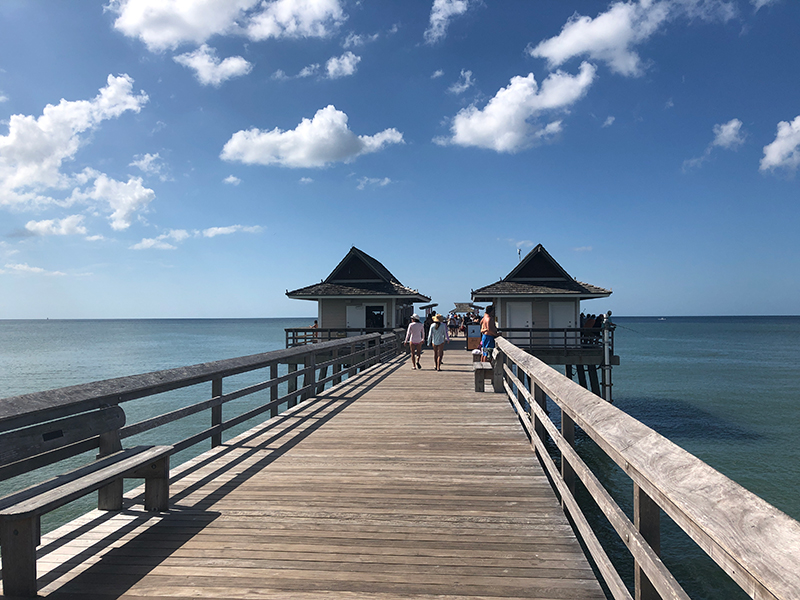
[658,318,666,321]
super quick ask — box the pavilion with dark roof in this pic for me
[471,244,611,332]
[287,247,430,330]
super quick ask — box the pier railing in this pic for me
[493,336,800,600]
[285,327,401,347]
[0,332,399,486]
[498,326,614,353]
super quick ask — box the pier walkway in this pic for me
[19,342,605,599]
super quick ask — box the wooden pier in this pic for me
[3,332,800,600]
[4,342,604,599]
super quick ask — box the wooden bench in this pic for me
[0,404,172,597]
[473,362,494,392]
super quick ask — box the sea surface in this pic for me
[1,316,798,599]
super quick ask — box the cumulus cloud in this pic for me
[130,152,170,180]
[529,0,735,77]
[602,116,616,127]
[712,118,745,149]
[173,44,252,86]
[431,69,444,79]
[760,115,800,173]
[684,118,745,170]
[0,74,152,228]
[223,175,241,185]
[325,51,361,78]
[25,215,87,236]
[71,173,156,230]
[437,62,596,153]
[424,0,471,44]
[108,0,347,52]
[448,69,474,94]
[221,105,403,168]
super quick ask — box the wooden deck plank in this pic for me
[5,343,605,599]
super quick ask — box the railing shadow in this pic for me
[32,356,404,598]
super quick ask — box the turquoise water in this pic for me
[1,316,798,599]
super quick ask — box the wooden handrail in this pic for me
[494,336,800,600]
[0,333,399,484]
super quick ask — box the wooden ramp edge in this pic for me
[15,343,606,600]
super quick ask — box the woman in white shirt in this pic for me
[427,314,450,371]
[404,314,424,369]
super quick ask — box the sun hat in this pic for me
[433,314,444,323]
[410,314,420,322]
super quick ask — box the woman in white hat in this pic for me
[427,314,450,371]
[404,314,424,369]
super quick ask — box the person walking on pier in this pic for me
[427,314,449,371]
[480,305,499,362]
[404,314,424,370]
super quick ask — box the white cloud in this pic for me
[72,173,156,230]
[684,118,745,170]
[602,116,616,127]
[356,176,391,190]
[299,177,314,184]
[0,92,8,103]
[298,63,320,78]
[130,152,170,180]
[760,115,800,173]
[3,262,66,276]
[325,51,361,79]
[424,0,471,44]
[448,69,474,94]
[173,44,253,86]
[0,74,149,215]
[437,62,596,153]
[224,175,242,185]
[108,0,346,52]
[752,0,779,10]
[25,215,87,236]
[712,118,745,149]
[130,228,189,250]
[574,246,593,252]
[202,224,263,237]
[431,69,444,79]
[528,0,735,77]
[343,32,379,48]
[221,105,403,168]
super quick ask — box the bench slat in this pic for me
[0,445,171,520]
[0,405,125,465]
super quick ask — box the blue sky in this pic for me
[1,0,798,319]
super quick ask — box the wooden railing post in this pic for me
[533,383,547,447]
[269,363,278,417]
[634,483,661,600]
[561,411,576,506]
[492,349,504,392]
[333,348,343,385]
[288,363,298,407]
[302,352,315,402]
[211,378,222,447]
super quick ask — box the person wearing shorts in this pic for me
[480,305,499,362]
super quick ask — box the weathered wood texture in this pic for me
[8,342,605,599]
[496,337,800,600]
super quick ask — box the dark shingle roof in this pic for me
[472,279,610,299]
[287,246,430,302]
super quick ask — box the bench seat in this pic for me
[0,444,171,597]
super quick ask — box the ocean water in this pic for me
[1,316,798,599]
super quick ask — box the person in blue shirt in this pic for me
[427,314,450,371]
